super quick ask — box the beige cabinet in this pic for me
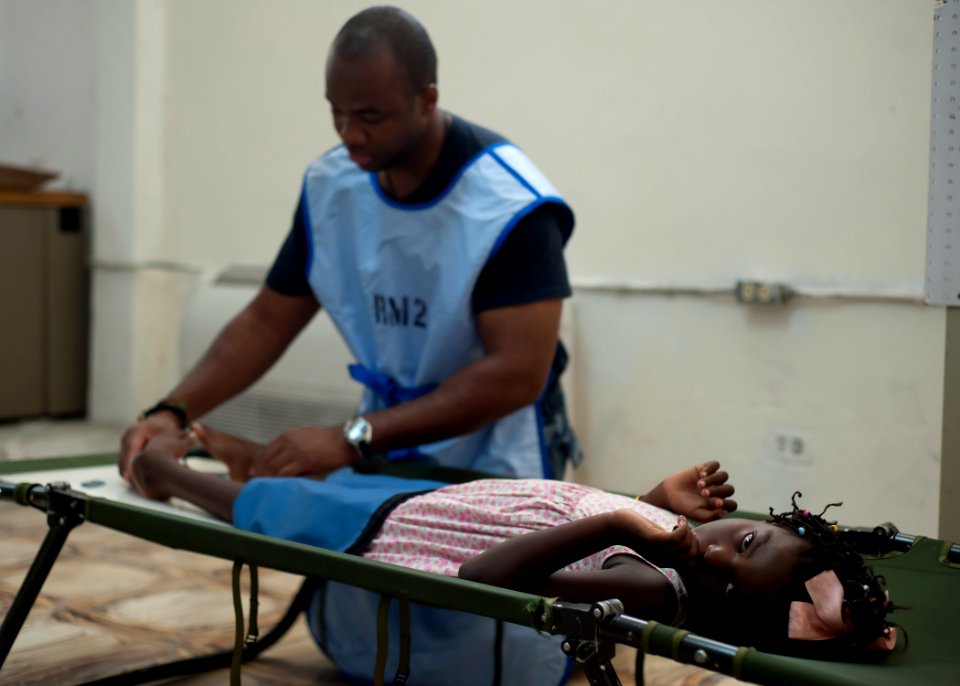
[0,192,88,420]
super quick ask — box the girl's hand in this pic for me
[614,509,701,570]
[642,461,738,522]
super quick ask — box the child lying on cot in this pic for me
[127,426,898,660]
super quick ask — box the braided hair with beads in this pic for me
[767,491,900,653]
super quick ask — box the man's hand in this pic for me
[642,461,737,522]
[250,425,355,477]
[119,413,182,481]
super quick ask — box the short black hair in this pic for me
[332,6,437,93]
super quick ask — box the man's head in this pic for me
[325,6,440,172]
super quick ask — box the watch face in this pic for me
[345,417,371,444]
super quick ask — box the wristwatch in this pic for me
[140,399,189,430]
[343,415,373,460]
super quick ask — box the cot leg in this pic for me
[0,502,83,669]
[553,600,627,686]
[562,639,622,686]
[580,656,623,686]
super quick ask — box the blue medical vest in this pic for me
[301,142,573,478]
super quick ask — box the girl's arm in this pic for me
[130,433,244,522]
[458,509,699,621]
[641,461,737,522]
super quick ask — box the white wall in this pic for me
[0,0,96,190]
[163,0,932,290]
[87,0,197,422]
[571,294,943,531]
[2,0,945,534]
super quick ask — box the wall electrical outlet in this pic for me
[736,280,793,305]
[768,429,812,465]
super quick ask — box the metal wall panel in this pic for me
[926,1,960,306]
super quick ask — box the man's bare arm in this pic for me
[168,286,320,418]
[119,286,319,476]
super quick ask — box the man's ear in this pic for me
[418,83,438,114]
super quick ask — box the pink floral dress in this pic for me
[363,478,688,624]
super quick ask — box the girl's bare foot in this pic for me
[129,451,173,500]
[129,432,194,500]
[191,423,264,482]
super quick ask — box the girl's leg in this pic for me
[131,439,245,522]
[191,423,263,482]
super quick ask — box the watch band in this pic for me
[140,400,189,429]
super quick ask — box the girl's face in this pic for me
[688,519,811,601]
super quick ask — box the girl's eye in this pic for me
[740,532,755,552]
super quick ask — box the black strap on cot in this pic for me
[369,593,505,686]
[373,593,414,685]
[231,559,260,686]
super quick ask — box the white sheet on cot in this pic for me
[0,459,231,526]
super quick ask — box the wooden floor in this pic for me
[0,500,744,686]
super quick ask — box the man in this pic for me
[120,5,578,485]
[121,9,580,681]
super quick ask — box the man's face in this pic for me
[325,47,434,172]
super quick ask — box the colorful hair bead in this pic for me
[797,526,806,536]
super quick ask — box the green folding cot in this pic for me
[1,454,958,686]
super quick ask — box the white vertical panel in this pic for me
[926,1,960,306]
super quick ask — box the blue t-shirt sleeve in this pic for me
[472,203,572,312]
[265,198,314,297]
